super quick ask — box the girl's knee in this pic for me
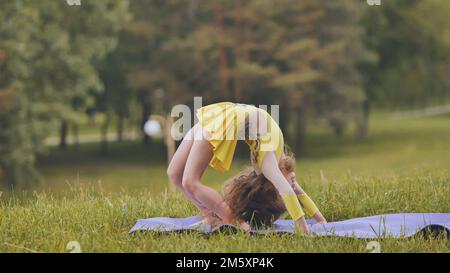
[182,176,199,193]
[167,166,182,186]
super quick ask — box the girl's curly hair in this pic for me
[222,153,296,227]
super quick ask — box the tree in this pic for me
[362,0,450,110]
[120,0,201,144]
[315,0,374,140]
[0,0,129,187]
[122,0,372,153]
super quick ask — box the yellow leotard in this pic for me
[196,102,313,224]
[196,102,284,172]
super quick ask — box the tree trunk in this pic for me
[294,106,307,155]
[330,116,346,138]
[279,103,289,141]
[88,112,96,127]
[141,101,151,145]
[355,100,370,140]
[117,114,124,142]
[101,112,111,154]
[232,0,252,102]
[214,2,230,99]
[73,123,80,151]
[59,120,68,149]
[233,0,242,102]
[188,0,199,20]
[334,125,344,137]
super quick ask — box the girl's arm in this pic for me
[261,151,310,234]
[285,172,327,224]
[298,192,326,224]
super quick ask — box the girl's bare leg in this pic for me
[181,127,234,223]
[166,124,210,214]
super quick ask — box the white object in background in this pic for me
[144,120,162,136]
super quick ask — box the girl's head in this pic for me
[222,153,296,227]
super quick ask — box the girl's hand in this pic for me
[312,212,327,224]
[203,212,224,228]
[295,216,310,235]
[285,174,328,224]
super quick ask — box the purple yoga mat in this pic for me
[129,213,450,239]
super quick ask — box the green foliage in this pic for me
[2,0,450,187]
[362,0,450,108]
[0,1,130,187]
[117,0,371,152]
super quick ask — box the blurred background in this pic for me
[1,0,449,194]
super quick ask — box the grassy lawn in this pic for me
[0,113,449,252]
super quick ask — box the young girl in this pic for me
[167,102,326,234]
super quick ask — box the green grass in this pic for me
[1,174,449,253]
[0,113,449,252]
